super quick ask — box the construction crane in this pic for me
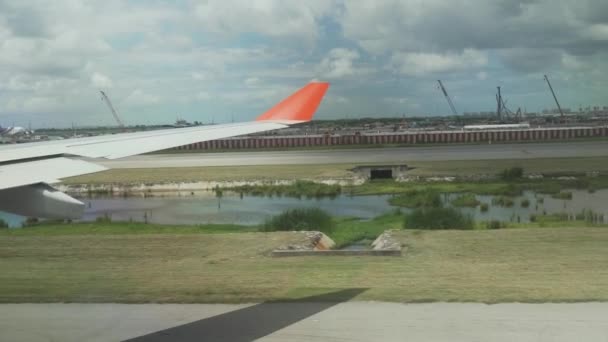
[99,90,125,128]
[496,87,520,122]
[543,75,564,120]
[437,80,458,116]
[496,86,503,122]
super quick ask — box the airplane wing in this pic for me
[0,82,329,219]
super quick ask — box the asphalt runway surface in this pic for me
[2,301,607,341]
[98,141,608,168]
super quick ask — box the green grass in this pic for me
[7,212,402,250]
[406,156,608,177]
[552,191,573,200]
[387,190,442,208]
[263,208,334,235]
[331,211,403,248]
[404,207,475,230]
[63,156,608,185]
[0,222,257,235]
[63,164,357,184]
[349,175,608,197]
[510,220,608,229]
[451,193,480,207]
[1,226,608,303]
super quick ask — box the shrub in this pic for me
[552,191,573,200]
[263,208,334,235]
[486,220,505,229]
[96,213,112,223]
[403,207,474,230]
[23,217,39,226]
[0,219,8,229]
[233,181,341,199]
[389,190,442,208]
[500,167,524,181]
[451,193,480,207]
[492,196,515,207]
[499,183,524,196]
[480,203,489,212]
[520,199,530,208]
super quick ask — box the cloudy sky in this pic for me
[1,0,608,127]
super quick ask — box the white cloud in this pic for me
[497,48,562,72]
[316,48,360,79]
[191,72,211,81]
[583,24,608,40]
[1,0,608,124]
[91,72,113,89]
[196,91,211,101]
[561,54,585,70]
[384,97,411,104]
[383,96,421,111]
[194,0,335,41]
[339,0,608,68]
[244,77,261,87]
[126,89,160,105]
[390,49,488,76]
[325,95,349,104]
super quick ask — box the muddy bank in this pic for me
[58,178,365,197]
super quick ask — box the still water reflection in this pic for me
[2,189,608,227]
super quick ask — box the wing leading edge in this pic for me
[0,81,329,218]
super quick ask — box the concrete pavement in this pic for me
[1,302,607,341]
[98,141,608,168]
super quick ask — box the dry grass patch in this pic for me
[63,164,357,184]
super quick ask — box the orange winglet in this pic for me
[256,82,329,123]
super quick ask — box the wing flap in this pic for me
[0,157,107,190]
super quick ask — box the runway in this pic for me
[2,302,607,341]
[98,141,608,168]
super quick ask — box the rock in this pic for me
[276,231,335,251]
[372,231,401,251]
[312,233,335,251]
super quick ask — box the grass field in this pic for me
[63,164,356,184]
[63,156,608,185]
[1,225,607,303]
[331,212,403,248]
[350,176,608,197]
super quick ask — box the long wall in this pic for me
[175,126,608,151]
